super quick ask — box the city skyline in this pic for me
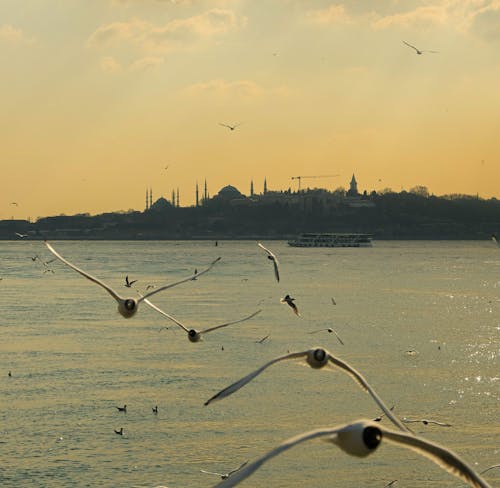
[2,1,500,220]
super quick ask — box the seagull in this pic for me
[192,269,198,281]
[257,242,280,282]
[219,123,241,131]
[307,327,344,345]
[10,202,18,206]
[255,334,270,344]
[115,405,127,413]
[403,40,438,55]
[15,232,28,238]
[204,347,409,433]
[373,404,396,422]
[331,297,336,305]
[385,481,398,488]
[280,294,299,316]
[201,460,249,480]
[143,298,262,343]
[492,234,499,247]
[43,258,56,266]
[402,418,452,427]
[29,255,39,262]
[210,419,491,488]
[114,427,124,435]
[43,269,55,274]
[124,275,138,288]
[44,240,221,318]
[152,405,158,414]
[481,464,500,475]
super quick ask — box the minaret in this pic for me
[196,182,199,207]
[250,179,254,197]
[263,178,267,194]
[176,188,180,207]
[348,174,358,196]
[145,188,149,211]
[171,189,176,205]
[204,179,208,202]
[149,188,153,208]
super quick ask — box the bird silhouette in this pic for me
[281,295,300,316]
[219,123,241,131]
[403,40,438,55]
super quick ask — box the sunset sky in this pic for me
[1,0,500,220]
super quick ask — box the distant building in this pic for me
[347,174,359,197]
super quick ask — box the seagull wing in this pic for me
[212,426,344,488]
[332,329,345,345]
[226,460,249,477]
[139,257,221,303]
[142,298,190,333]
[403,40,418,52]
[307,329,326,334]
[382,427,491,488]
[201,470,224,477]
[480,465,500,475]
[257,243,280,282]
[204,351,308,406]
[200,310,261,335]
[327,352,409,433]
[44,241,122,302]
[219,123,231,129]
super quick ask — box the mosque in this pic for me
[144,174,366,211]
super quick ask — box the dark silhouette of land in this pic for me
[1,186,499,240]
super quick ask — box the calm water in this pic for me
[1,240,499,488]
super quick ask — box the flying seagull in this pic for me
[15,232,28,238]
[402,418,452,427]
[257,242,280,283]
[491,234,499,247]
[403,40,438,55]
[308,327,344,345]
[44,240,221,318]
[219,123,241,131]
[201,460,249,480]
[281,294,300,316]
[114,427,124,436]
[115,405,127,413]
[143,298,261,343]
[204,347,409,433]
[210,419,491,488]
[124,275,138,288]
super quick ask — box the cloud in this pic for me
[306,4,352,25]
[0,24,35,44]
[87,9,246,52]
[100,56,122,72]
[371,5,448,30]
[468,1,500,41]
[129,56,164,70]
[182,79,264,97]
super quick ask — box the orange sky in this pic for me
[1,0,500,220]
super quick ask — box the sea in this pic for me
[1,240,499,488]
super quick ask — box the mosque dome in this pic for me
[149,197,173,211]
[216,185,245,199]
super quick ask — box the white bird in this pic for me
[204,347,409,433]
[15,232,28,238]
[308,327,344,345]
[211,419,491,488]
[143,298,261,342]
[201,460,249,480]
[403,40,438,55]
[219,122,241,131]
[402,417,451,427]
[492,234,499,247]
[280,294,299,316]
[44,240,221,318]
[257,242,280,282]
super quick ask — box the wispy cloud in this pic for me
[182,79,264,97]
[371,5,448,30]
[100,56,122,72]
[306,4,352,25]
[0,24,35,44]
[87,9,246,52]
[129,56,164,70]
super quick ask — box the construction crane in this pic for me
[291,174,340,191]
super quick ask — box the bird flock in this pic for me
[7,239,497,487]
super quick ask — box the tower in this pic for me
[348,174,359,196]
[145,188,149,211]
[196,182,199,207]
[176,188,180,207]
[250,179,254,197]
[263,178,267,194]
[149,188,153,208]
[171,189,176,205]
[204,179,208,202]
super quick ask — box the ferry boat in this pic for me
[288,233,372,248]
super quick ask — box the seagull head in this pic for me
[328,420,382,457]
[118,298,138,318]
[305,348,329,369]
[188,329,201,342]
